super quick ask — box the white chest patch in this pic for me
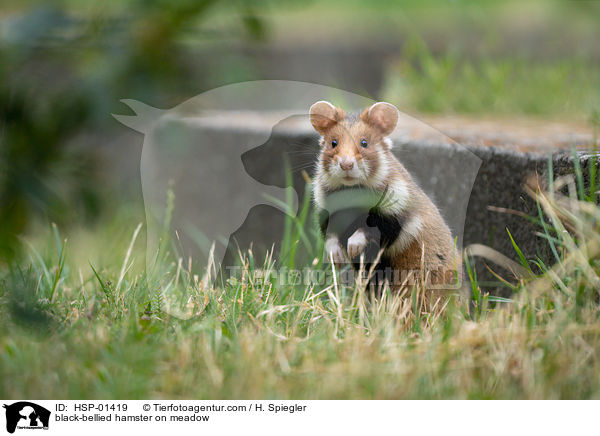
[382,179,410,215]
[367,154,390,190]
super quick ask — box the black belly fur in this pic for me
[318,200,405,291]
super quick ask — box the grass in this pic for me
[1,167,600,399]
[381,37,600,120]
[2,0,599,400]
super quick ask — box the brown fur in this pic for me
[310,101,461,296]
[381,151,460,292]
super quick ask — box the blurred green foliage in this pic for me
[0,55,96,259]
[382,37,600,118]
[0,0,271,261]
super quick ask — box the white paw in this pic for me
[347,229,367,259]
[325,237,347,264]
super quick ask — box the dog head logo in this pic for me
[3,402,50,433]
[113,80,481,316]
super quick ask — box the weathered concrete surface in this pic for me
[423,116,598,282]
[174,111,598,284]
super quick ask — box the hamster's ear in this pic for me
[360,102,398,136]
[309,101,345,135]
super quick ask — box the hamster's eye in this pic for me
[331,139,338,148]
[360,139,368,148]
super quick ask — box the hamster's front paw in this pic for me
[347,229,367,259]
[325,236,347,264]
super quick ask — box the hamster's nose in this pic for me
[340,159,354,171]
